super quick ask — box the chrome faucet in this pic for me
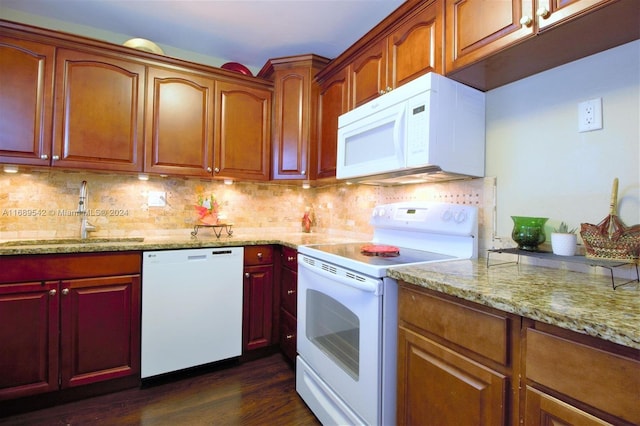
[78,180,96,239]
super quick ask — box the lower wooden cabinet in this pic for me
[0,252,141,403]
[242,246,275,354]
[397,283,517,425]
[279,246,298,363]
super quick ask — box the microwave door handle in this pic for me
[393,108,406,164]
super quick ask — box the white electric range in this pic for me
[296,201,478,426]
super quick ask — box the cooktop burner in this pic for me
[360,244,400,257]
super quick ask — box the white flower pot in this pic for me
[551,233,577,256]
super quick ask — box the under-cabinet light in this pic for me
[302,181,311,189]
[224,179,233,185]
[3,165,18,173]
[138,173,149,181]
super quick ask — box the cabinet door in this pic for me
[280,266,297,316]
[52,49,145,172]
[535,0,610,30]
[145,67,215,177]
[350,38,388,108]
[59,274,141,389]
[271,67,310,180]
[215,81,271,181]
[397,326,508,426]
[316,67,348,179]
[0,36,54,166]
[388,0,443,88]
[242,264,274,352]
[0,281,59,400]
[524,386,611,426]
[445,0,535,73]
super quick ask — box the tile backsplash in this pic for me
[0,169,494,249]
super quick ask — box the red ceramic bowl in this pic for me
[221,62,253,76]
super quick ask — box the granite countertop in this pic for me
[0,231,359,255]
[388,259,639,350]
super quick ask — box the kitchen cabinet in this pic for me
[260,54,330,181]
[214,81,271,181]
[349,0,442,108]
[278,246,298,363]
[0,35,55,166]
[523,322,640,425]
[445,0,639,90]
[397,283,521,426]
[144,66,215,177]
[52,48,146,172]
[316,67,348,180]
[243,245,275,354]
[0,252,141,403]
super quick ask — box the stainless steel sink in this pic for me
[0,237,145,246]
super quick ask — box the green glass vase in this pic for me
[511,216,549,251]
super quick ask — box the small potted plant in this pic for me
[551,222,578,256]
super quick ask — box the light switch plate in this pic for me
[148,191,166,207]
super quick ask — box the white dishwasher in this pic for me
[141,247,244,379]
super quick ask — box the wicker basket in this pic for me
[580,178,640,262]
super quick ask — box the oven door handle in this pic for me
[299,259,381,295]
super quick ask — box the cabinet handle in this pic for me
[287,256,295,262]
[536,6,550,18]
[49,289,56,296]
[52,155,59,161]
[286,334,294,340]
[207,166,212,173]
[40,154,49,160]
[519,15,533,27]
[245,272,250,278]
[287,290,295,295]
[257,252,263,259]
[214,167,220,173]
[62,288,70,296]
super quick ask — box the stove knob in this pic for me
[454,210,467,223]
[442,210,452,221]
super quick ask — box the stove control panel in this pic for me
[370,202,477,236]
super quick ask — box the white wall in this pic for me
[486,40,640,241]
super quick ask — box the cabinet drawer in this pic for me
[281,266,297,316]
[279,308,296,362]
[281,246,297,271]
[243,245,274,265]
[526,328,640,425]
[399,285,511,366]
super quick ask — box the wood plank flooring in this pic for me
[0,354,321,426]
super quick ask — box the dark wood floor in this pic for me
[0,354,321,426]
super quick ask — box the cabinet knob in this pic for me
[257,252,263,259]
[49,289,56,296]
[519,15,533,27]
[40,154,49,160]
[287,256,295,262]
[386,86,392,92]
[287,289,295,295]
[245,272,250,278]
[214,167,220,173]
[536,6,550,18]
[301,170,306,175]
[52,155,60,161]
[62,288,70,296]
[379,89,386,95]
[207,166,212,173]
[286,334,294,340]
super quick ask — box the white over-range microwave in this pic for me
[336,72,486,185]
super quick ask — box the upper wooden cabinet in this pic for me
[261,54,330,181]
[145,66,215,177]
[0,36,55,166]
[316,67,348,180]
[445,0,639,90]
[214,80,271,181]
[349,0,443,108]
[53,48,146,172]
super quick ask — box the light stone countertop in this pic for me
[387,259,639,350]
[2,234,638,350]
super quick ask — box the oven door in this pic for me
[297,255,383,426]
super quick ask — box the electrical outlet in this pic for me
[148,191,166,207]
[578,98,603,132]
